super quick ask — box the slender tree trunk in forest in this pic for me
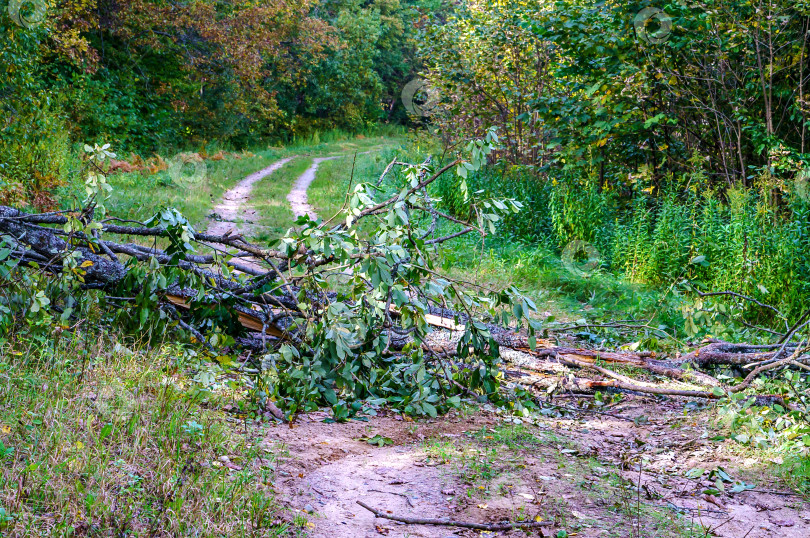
[754,3,774,139]
[799,18,810,153]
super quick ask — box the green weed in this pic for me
[0,337,289,536]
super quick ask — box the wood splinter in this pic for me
[356,500,552,532]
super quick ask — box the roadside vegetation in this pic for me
[2,0,810,536]
[0,337,296,536]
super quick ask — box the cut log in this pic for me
[165,294,284,338]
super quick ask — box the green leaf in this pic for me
[99,423,113,441]
[363,434,394,447]
[685,468,705,479]
[422,402,438,418]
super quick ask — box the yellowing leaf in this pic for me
[80,260,94,268]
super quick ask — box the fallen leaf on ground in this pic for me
[702,494,726,510]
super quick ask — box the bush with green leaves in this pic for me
[0,131,540,420]
[716,370,810,454]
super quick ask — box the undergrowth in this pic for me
[433,155,810,336]
[0,336,296,537]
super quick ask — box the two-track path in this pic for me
[205,157,295,237]
[206,150,370,235]
[287,156,341,219]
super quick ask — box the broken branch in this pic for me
[355,500,552,531]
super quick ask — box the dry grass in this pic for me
[0,337,302,537]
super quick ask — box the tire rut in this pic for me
[206,157,295,237]
[286,156,341,220]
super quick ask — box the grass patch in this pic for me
[74,134,405,233]
[251,157,312,238]
[423,423,543,497]
[780,456,810,497]
[0,338,297,537]
[307,147,403,225]
[468,423,543,450]
[431,236,688,345]
[104,152,284,230]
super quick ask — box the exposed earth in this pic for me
[202,154,809,538]
[206,157,295,237]
[258,399,809,538]
[287,156,341,220]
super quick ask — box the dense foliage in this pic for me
[0,0,449,207]
[426,0,810,180]
[424,0,810,328]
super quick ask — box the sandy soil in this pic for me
[206,157,294,237]
[261,402,809,538]
[287,156,341,220]
[264,413,496,538]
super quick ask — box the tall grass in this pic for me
[0,336,296,536]
[435,162,810,324]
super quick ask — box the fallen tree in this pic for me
[1,140,808,419]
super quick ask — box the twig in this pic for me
[542,399,640,423]
[696,290,786,328]
[748,489,805,497]
[655,502,728,515]
[367,489,414,507]
[355,500,551,531]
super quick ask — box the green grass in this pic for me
[251,157,312,238]
[439,238,682,326]
[0,337,300,537]
[781,456,810,497]
[307,147,403,225]
[83,134,404,233]
[102,151,282,230]
[469,423,543,450]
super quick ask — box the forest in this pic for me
[1,1,810,536]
